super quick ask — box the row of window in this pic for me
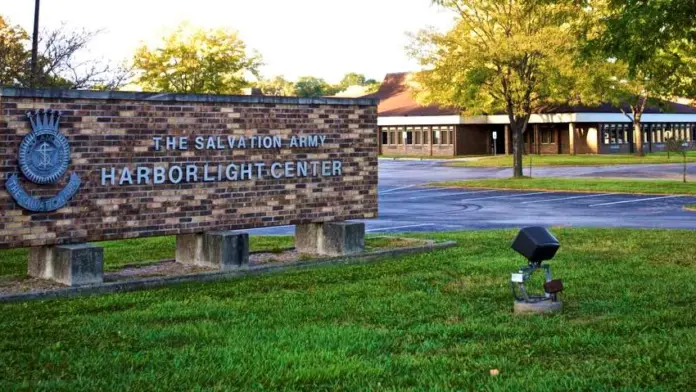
[525,128,557,144]
[541,129,556,144]
[380,126,455,146]
[601,123,696,145]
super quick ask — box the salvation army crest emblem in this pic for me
[5,109,81,212]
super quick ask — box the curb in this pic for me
[0,240,457,304]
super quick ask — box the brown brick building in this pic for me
[369,73,696,156]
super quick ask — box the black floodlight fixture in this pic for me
[511,226,560,265]
[510,227,564,303]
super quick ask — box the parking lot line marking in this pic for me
[366,223,434,232]
[406,189,499,201]
[520,193,617,204]
[463,191,551,202]
[378,184,419,195]
[387,187,445,196]
[589,194,682,207]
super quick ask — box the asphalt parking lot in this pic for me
[251,160,696,234]
[369,185,696,232]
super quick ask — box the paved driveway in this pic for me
[251,160,696,234]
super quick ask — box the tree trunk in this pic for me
[634,119,644,157]
[632,97,647,157]
[512,123,524,178]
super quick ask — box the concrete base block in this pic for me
[176,231,249,270]
[514,300,563,315]
[295,221,365,256]
[28,244,103,286]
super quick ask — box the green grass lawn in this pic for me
[448,152,696,167]
[2,229,696,390]
[379,154,460,160]
[433,177,696,195]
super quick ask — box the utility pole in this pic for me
[30,0,40,87]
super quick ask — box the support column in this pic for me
[533,124,540,155]
[29,244,103,286]
[295,221,365,256]
[453,125,459,156]
[176,231,249,270]
[504,125,511,155]
[568,123,576,155]
[429,127,434,157]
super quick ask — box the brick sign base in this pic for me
[0,89,379,250]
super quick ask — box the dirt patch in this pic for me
[0,276,66,295]
[104,261,216,282]
[0,238,432,296]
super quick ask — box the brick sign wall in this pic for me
[0,89,378,249]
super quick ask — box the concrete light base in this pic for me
[28,244,104,286]
[295,221,365,256]
[176,231,249,270]
[514,300,563,315]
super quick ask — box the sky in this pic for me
[2,0,456,84]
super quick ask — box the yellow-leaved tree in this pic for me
[409,0,612,177]
[133,23,262,94]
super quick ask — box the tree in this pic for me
[664,137,692,183]
[133,23,262,94]
[256,75,296,96]
[0,15,130,90]
[294,76,338,97]
[336,72,381,95]
[591,0,696,156]
[338,72,368,90]
[409,0,607,177]
[34,25,132,89]
[0,16,29,86]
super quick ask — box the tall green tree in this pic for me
[0,16,128,89]
[133,23,262,94]
[256,75,296,96]
[338,72,368,90]
[0,16,29,86]
[337,72,380,94]
[410,0,607,177]
[592,0,696,156]
[294,76,338,97]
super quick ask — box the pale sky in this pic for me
[2,0,456,84]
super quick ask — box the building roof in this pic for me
[363,73,460,117]
[367,72,696,116]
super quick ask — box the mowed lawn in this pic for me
[2,229,696,390]
[448,152,696,167]
[433,177,696,195]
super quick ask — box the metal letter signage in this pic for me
[5,109,81,212]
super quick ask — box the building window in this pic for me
[601,123,630,144]
[405,127,413,145]
[381,130,388,145]
[448,127,454,145]
[415,127,422,144]
[423,127,429,144]
[433,127,441,145]
[541,128,556,144]
[653,124,664,143]
[442,128,449,144]
[397,129,404,144]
